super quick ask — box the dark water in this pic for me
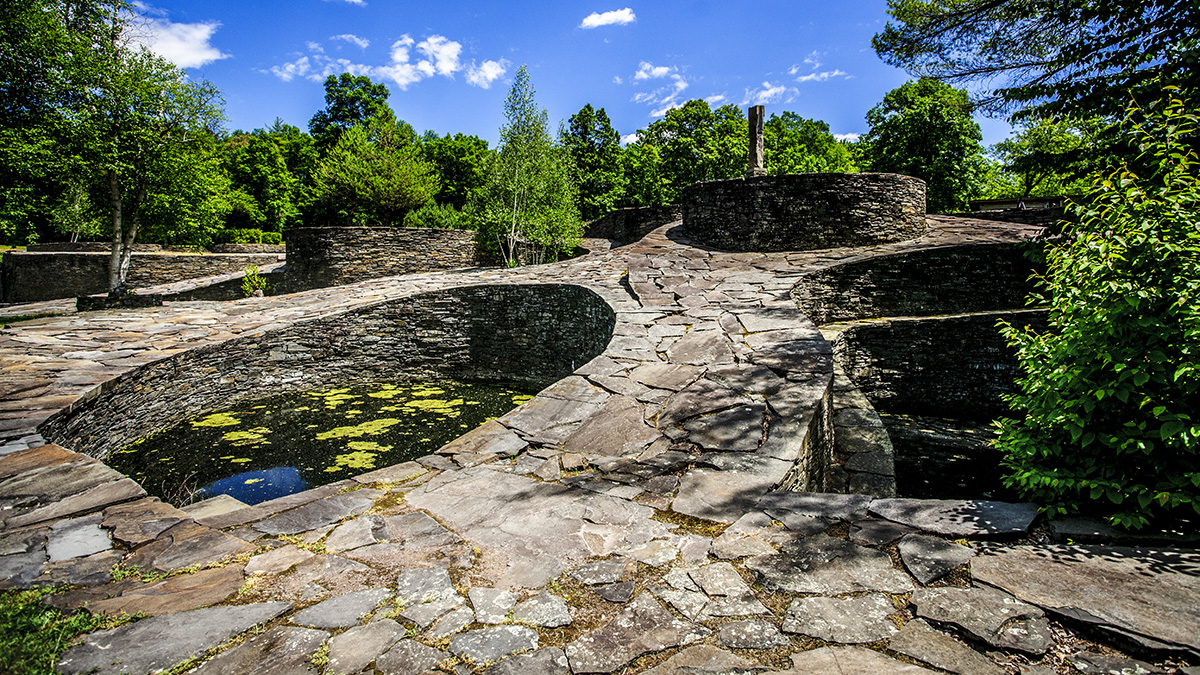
[109,381,535,506]
[883,413,1020,501]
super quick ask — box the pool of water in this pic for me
[108,381,535,506]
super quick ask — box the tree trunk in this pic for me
[107,170,124,293]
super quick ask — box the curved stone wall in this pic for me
[40,283,615,460]
[282,227,480,290]
[681,173,926,252]
[791,243,1043,325]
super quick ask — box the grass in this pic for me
[1,313,66,329]
[0,587,138,675]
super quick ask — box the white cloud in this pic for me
[704,94,726,104]
[331,34,369,49]
[416,35,462,76]
[466,59,508,88]
[613,75,623,84]
[620,132,639,144]
[323,0,366,5]
[743,80,795,106]
[650,100,682,117]
[796,69,849,83]
[834,132,861,142]
[268,56,311,82]
[581,8,636,29]
[135,17,229,68]
[307,41,324,53]
[634,61,670,80]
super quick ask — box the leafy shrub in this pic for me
[215,229,265,244]
[996,91,1200,529]
[260,231,283,245]
[402,202,472,230]
[241,265,268,297]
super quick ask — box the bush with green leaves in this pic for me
[997,92,1200,530]
[403,202,471,230]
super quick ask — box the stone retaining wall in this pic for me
[791,243,1043,325]
[948,207,1066,228]
[0,252,285,303]
[209,243,286,254]
[40,283,615,460]
[584,206,683,245]
[282,227,478,291]
[682,173,927,252]
[827,309,1048,421]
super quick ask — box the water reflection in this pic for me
[196,466,308,505]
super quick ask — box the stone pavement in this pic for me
[1,217,1198,674]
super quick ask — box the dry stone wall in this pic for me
[40,283,615,460]
[584,206,683,245]
[682,173,927,252]
[282,227,478,291]
[0,251,284,303]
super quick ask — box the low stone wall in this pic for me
[40,283,615,460]
[682,173,927,252]
[0,252,285,304]
[282,227,478,291]
[791,243,1043,325]
[827,309,1048,421]
[209,243,286,254]
[585,205,682,245]
[948,207,1066,228]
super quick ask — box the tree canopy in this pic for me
[764,112,857,175]
[561,104,625,221]
[862,78,987,212]
[308,73,407,151]
[635,100,747,203]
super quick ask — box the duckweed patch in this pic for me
[109,381,534,507]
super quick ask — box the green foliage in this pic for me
[0,587,136,675]
[635,100,747,203]
[221,132,301,231]
[764,112,857,174]
[618,142,667,207]
[403,202,471,230]
[310,117,440,227]
[996,92,1200,530]
[308,73,404,151]
[862,78,988,212]
[215,229,280,245]
[241,264,268,297]
[561,104,626,220]
[986,118,1099,199]
[468,65,581,266]
[420,133,489,211]
[872,0,1198,125]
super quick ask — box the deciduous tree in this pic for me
[763,112,857,175]
[561,104,626,220]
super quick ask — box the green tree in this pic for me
[308,73,405,151]
[862,78,987,212]
[619,141,667,208]
[997,93,1200,530]
[989,118,1098,199]
[872,0,1198,124]
[637,100,747,203]
[468,65,581,266]
[763,112,857,175]
[222,132,300,231]
[421,132,489,211]
[560,104,626,220]
[310,117,440,227]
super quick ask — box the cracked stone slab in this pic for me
[438,419,528,457]
[912,585,1052,655]
[898,533,974,585]
[376,639,447,675]
[101,498,188,547]
[850,518,915,546]
[245,544,314,575]
[565,593,710,673]
[672,457,791,524]
[327,619,404,675]
[656,378,749,428]
[682,404,765,453]
[469,587,517,624]
[782,645,939,674]
[396,566,462,606]
[563,396,662,457]
[971,545,1200,653]
[482,646,569,675]
[324,514,387,552]
[123,520,255,572]
[665,329,734,365]
[429,606,476,639]
[450,625,539,664]
[6,477,145,529]
[252,492,377,536]
[46,514,110,561]
[642,644,759,674]
[783,593,898,643]
[57,601,291,675]
[512,591,571,627]
[868,498,1039,537]
[628,363,703,391]
[757,491,871,523]
[384,511,461,548]
[888,619,1007,675]
[292,587,392,629]
[719,619,790,649]
[86,565,243,617]
[747,533,913,595]
[689,562,752,597]
[595,580,635,603]
[190,625,329,675]
[570,560,630,585]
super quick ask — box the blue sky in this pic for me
[133,0,1013,146]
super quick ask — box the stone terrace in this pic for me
[1,217,1198,675]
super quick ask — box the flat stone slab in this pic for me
[245,544,314,575]
[124,520,254,571]
[783,593,898,643]
[482,647,569,675]
[450,625,539,664]
[562,396,661,457]
[292,587,392,628]
[758,491,872,522]
[325,514,387,552]
[672,457,791,524]
[101,498,188,547]
[384,511,461,548]
[642,644,757,674]
[682,403,766,453]
[47,514,110,561]
[912,585,1052,655]
[183,494,248,522]
[898,533,974,584]
[253,492,376,536]
[327,619,404,675]
[87,565,243,617]
[565,593,710,673]
[58,601,291,675]
[782,645,939,674]
[689,561,752,597]
[869,498,1039,536]
[512,591,571,627]
[469,587,517,624]
[1067,651,1168,674]
[595,580,635,603]
[377,639,447,675]
[972,544,1200,653]
[190,625,329,675]
[570,559,629,585]
[439,419,528,457]
[888,618,1006,675]
[747,533,912,595]
[850,518,915,546]
[718,619,790,649]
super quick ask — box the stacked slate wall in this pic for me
[282,227,479,291]
[584,206,683,245]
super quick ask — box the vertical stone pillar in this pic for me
[747,105,767,177]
